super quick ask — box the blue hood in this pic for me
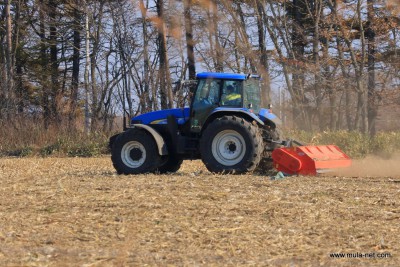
[131,107,190,125]
[259,108,282,125]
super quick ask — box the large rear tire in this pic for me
[257,127,281,173]
[111,129,161,174]
[200,116,263,174]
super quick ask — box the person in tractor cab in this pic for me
[222,84,241,106]
[199,86,211,105]
[195,82,212,106]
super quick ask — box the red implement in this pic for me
[271,145,352,175]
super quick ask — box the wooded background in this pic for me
[1,0,399,135]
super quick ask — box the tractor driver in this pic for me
[222,85,241,106]
[193,81,213,110]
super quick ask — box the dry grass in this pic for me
[0,158,399,266]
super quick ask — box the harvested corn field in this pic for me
[0,157,399,266]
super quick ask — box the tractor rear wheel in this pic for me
[111,129,161,174]
[257,127,281,173]
[200,116,263,174]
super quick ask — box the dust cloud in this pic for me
[332,153,400,178]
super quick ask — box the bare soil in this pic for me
[0,157,399,266]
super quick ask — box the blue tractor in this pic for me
[110,72,282,174]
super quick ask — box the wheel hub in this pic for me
[121,141,146,168]
[227,142,237,152]
[212,130,246,166]
[129,148,143,161]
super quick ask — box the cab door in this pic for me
[190,79,221,132]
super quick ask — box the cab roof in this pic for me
[196,72,247,80]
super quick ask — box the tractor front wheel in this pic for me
[200,116,263,174]
[157,156,183,173]
[111,129,161,174]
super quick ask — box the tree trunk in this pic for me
[255,0,271,107]
[235,3,252,72]
[0,42,6,105]
[69,0,81,129]
[291,0,309,130]
[205,1,223,72]
[90,2,105,131]
[312,0,323,130]
[13,0,24,114]
[211,1,223,72]
[49,0,60,125]
[84,3,91,134]
[5,0,14,117]
[357,0,368,133]
[184,0,196,81]
[367,0,377,135]
[156,0,173,109]
[139,0,153,111]
[39,0,50,129]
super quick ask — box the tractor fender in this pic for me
[259,108,282,128]
[201,108,264,133]
[131,124,168,156]
[208,108,265,126]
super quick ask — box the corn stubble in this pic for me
[0,158,399,266]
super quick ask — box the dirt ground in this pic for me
[0,157,399,266]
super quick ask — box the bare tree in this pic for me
[255,0,271,106]
[367,0,377,135]
[3,0,14,118]
[183,0,196,80]
[156,0,173,109]
[48,0,60,125]
[84,0,91,133]
[0,0,398,134]
[69,0,82,129]
[139,0,154,111]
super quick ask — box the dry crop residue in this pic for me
[0,158,399,266]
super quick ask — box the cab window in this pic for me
[243,79,261,112]
[221,80,242,106]
[192,79,221,106]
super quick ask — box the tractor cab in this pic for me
[190,72,263,132]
